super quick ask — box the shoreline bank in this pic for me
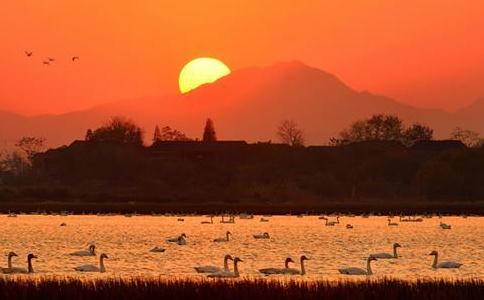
[1,201,483,215]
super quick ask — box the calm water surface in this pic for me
[0,215,482,280]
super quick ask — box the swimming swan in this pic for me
[74,253,108,272]
[327,216,340,225]
[195,254,233,273]
[201,216,214,224]
[429,250,462,268]
[208,257,243,278]
[70,244,96,256]
[167,233,187,243]
[281,255,309,275]
[440,222,451,229]
[371,243,401,259]
[2,253,37,274]
[259,257,294,275]
[253,232,270,239]
[176,235,187,245]
[213,231,231,243]
[339,256,377,275]
[322,217,339,226]
[1,252,19,273]
[150,246,166,253]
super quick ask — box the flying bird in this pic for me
[72,56,79,62]
[42,61,51,66]
[24,51,33,57]
[48,57,55,62]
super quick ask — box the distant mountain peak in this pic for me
[1,61,483,148]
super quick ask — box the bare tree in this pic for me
[15,136,46,160]
[0,150,30,175]
[277,120,304,147]
[451,127,482,147]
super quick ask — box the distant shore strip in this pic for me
[1,201,483,215]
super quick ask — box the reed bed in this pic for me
[0,277,483,300]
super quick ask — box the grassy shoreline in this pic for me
[0,277,483,300]
[0,201,483,215]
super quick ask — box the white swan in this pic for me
[339,256,377,275]
[371,243,401,259]
[208,257,243,278]
[150,246,166,253]
[2,253,37,274]
[74,253,108,272]
[70,244,96,256]
[429,250,462,268]
[322,216,339,226]
[220,215,235,224]
[213,231,231,243]
[1,252,19,273]
[440,222,451,229]
[330,216,340,225]
[260,218,270,222]
[346,224,353,229]
[195,254,233,273]
[201,216,214,224]
[259,257,295,275]
[167,233,187,243]
[253,232,270,239]
[388,218,399,226]
[239,214,254,219]
[281,255,309,275]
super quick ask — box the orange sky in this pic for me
[1,0,484,115]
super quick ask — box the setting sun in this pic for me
[178,57,231,94]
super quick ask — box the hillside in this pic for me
[1,61,482,147]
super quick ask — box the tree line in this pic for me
[1,114,483,180]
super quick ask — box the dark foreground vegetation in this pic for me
[1,139,483,214]
[2,114,484,214]
[0,277,483,300]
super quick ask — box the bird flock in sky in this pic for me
[24,50,79,66]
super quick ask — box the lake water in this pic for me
[0,214,482,280]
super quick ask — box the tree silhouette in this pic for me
[153,125,162,143]
[331,114,433,146]
[277,120,304,147]
[85,129,93,141]
[451,127,482,148]
[404,123,433,146]
[343,114,403,142]
[89,116,143,145]
[0,150,30,175]
[160,126,191,141]
[203,118,217,142]
[15,136,46,160]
